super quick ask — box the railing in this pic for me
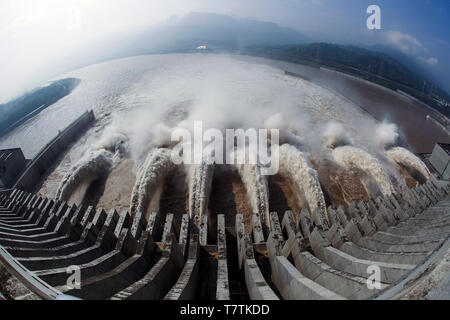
[0,245,62,300]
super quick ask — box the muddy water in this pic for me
[314,159,370,208]
[268,175,304,219]
[237,55,450,153]
[96,159,136,213]
[32,54,441,223]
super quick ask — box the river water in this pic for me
[0,53,446,160]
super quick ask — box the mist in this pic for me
[1,0,448,103]
[0,0,194,102]
[71,55,410,182]
[30,52,432,227]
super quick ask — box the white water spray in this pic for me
[321,120,351,148]
[332,146,394,196]
[386,147,431,181]
[55,128,129,202]
[129,148,176,218]
[278,144,327,219]
[232,149,270,227]
[55,149,113,202]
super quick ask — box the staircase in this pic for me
[0,180,449,300]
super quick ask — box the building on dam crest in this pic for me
[0,148,27,188]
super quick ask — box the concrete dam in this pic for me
[0,179,449,300]
[0,55,449,300]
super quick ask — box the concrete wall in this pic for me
[14,110,95,192]
[0,149,27,188]
[430,144,450,180]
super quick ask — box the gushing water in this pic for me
[55,149,113,202]
[188,158,214,226]
[386,147,431,181]
[279,130,304,148]
[332,146,394,196]
[232,149,270,227]
[56,129,129,202]
[129,148,176,218]
[278,144,328,220]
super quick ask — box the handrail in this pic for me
[0,245,62,300]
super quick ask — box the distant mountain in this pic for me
[358,44,450,95]
[358,44,438,86]
[34,13,448,118]
[71,12,309,68]
[240,43,450,117]
[130,12,308,52]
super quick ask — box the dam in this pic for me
[0,54,449,300]
[0,179,448,300]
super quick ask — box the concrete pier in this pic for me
[0,179,449,300]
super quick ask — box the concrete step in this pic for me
[164,237,200,300]
[339,242,428,265]
[387,223,450,236]
[309,229,415,284]
[3,240,89,258]
[18,245,109,270]
[357,237,443,253]
[371,231,450,244]
[277,211,381,300]
[404,215,450,225]
[0,229,65,241]
[0,234,73,248]
[0,207,101,255]
[294,250,388,299]
[110,236,183,300]
[60,220,159,300]
[1,186,447,301]
[35,250,128,286]
[0,204,70,235]
[265,214,342,300]
[66,252,155,299]
[236,214,279,300]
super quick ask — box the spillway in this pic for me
[129,148,175,219]
[55,149,113,202]
[332,146,394,197]
[233,158,270,228]
[278,144,327,221]
[188,159,214,226]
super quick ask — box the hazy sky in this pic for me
[1,0,449,102]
